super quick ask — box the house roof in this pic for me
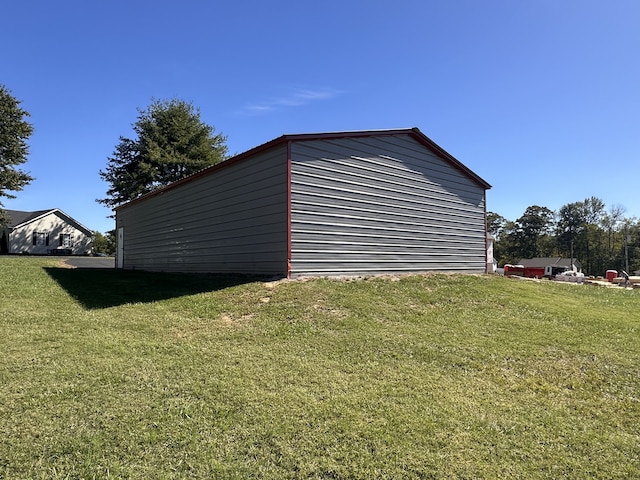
[115,127,491,212]
[4,209,53,227]
[4,209,93,235]
[518,257,583,268]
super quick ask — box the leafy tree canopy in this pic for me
[493,197,640,274]
[0,84,34,225]
[98,98,228,211]
[92,230,116,255]
[486,212,506,239]
[511,205,556,259]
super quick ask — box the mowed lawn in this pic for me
[1,257,639,479]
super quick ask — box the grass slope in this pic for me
[1,257,639,479]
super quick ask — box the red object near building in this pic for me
[504,264,525,276]
[504,264,553,279]
[606,270,618,282]
[524,267,544,278]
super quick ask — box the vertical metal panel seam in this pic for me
[484,190,489,274]
[287,140,293,278]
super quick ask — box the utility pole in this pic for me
[570,239,574,272]
[625,234,630,274]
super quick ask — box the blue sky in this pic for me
[2,0,639,234]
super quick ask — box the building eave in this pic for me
[115,127,491,212]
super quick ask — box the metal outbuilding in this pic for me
[114,128,491,277]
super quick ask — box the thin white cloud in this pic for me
[238,87,342,115]
[244,104,275,114]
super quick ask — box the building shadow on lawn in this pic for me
[44,267,266,310]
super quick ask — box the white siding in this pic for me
[290,135,487,276]
[8,213,92,255]
[116,145,289,274]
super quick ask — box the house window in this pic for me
[33,232,49,246]
[60,233,73,248]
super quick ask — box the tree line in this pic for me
[489,197,638,275]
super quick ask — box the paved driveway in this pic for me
[63,256,116,269]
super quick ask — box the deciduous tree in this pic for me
[486,211,506,240]
[515,205,555,259]
[499,205,556,262]
[92,231,116,255]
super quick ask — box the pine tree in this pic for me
[0,84,34,225]
[98,98,227,211]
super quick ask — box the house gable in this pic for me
[2,209,93,255]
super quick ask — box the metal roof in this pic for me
[116,127,491,211]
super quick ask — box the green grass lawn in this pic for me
[1,256,639,479]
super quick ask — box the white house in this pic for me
[1,209,93,255]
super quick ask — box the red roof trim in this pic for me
[405,128,492,190]
[115,127,491,211]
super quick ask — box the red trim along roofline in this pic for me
[114,127,491,212]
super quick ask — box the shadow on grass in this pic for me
[44,267,266,309]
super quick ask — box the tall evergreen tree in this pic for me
[0,84,34,225]
[98,99,228,210]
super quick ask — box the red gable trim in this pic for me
[115,128,491,212]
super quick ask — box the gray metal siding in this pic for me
[116,145,289,274]
[290,135,487,276]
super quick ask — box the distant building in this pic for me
[518,257,583,273]
[1,209,93,255]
